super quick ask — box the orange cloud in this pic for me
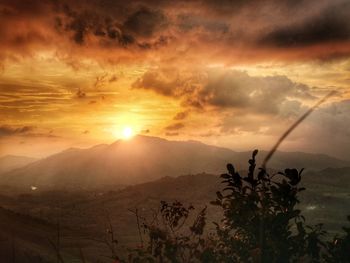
[0,0,350,65]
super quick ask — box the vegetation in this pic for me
[121,150,350,263]
[2,150,349,262]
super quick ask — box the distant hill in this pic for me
[0,168,349,261]
[0,206,57,263]
[51,168,350,237]
[0,205,110,263]
[0,135,349,190]
[302,166,350,190]
[0,155,37,174]
[2,170,348,255]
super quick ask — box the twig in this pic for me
[259,90,335,263]
[79,247,87,263]
[128,208,144,247]
[11,230,15,263]
[262,91,336,169]
[48,238,65,263]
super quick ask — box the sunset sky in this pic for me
[1,0,350,159]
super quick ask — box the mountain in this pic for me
[0,155,38,174]
[0,135,349,190]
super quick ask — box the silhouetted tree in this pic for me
[209,149,327,262]
[325,215,350,263]
[125,150,349,263]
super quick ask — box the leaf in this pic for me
[223,187,234,192]
[227,163,235,174]
[221,173,231,179]
[216,191,223,199]
[210,200,221,206]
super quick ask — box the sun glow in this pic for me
[122,127,134,139]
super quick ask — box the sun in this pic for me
[122,127,134,139]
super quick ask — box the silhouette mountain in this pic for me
[0,155,37,174]
[0,135,348,190]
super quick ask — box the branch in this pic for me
[262,91,336,169]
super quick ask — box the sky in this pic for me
[0,0,350,159]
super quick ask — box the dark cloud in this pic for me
[141,129,150,134]
[53,2,172,51]
[260,1,350,48]
[177,14,228,33]
[132,71,182,96]
[0,125,60,138]
[123,7,168,38]
[173,111,189,120]
[165,132,179,136]
[76,88,86,98]
[134,69,316,115]
[198,72,315,113]
[109,75,118,82]
[165,123,185,131]
[0,125,34,137]
[57,4,136,46]
[1,0,350,62]
[0,0,50,15]
[199,0,326,16]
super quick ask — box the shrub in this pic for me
[209,149,326,262]
[109,150,350,262]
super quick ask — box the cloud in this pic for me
[0,125,34,137]
[141,129,150,134]
[165,132,179,136]
[58,3,136,46]
[285,99,350,158]
[177,13,229,33]
[108,75,118,83]
[76,88,86,98]
[134,68,316,115]
[173,111,189,120]
[199,71,315,113]
[165,122,185,131]
[0,125,60,139]
[260,1,350,48]
[123,7,168,38]
[132,70,182,96]
[1,0,350,63]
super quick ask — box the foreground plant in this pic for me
[125,150,349,263]
[210,150,324,262]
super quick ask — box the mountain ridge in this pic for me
[0,155,38,175]
[0,135,349,191]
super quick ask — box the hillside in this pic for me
[1,167,349,262]
[0,155,37,175]
[0,136,349,190]
[0,207,62,263]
